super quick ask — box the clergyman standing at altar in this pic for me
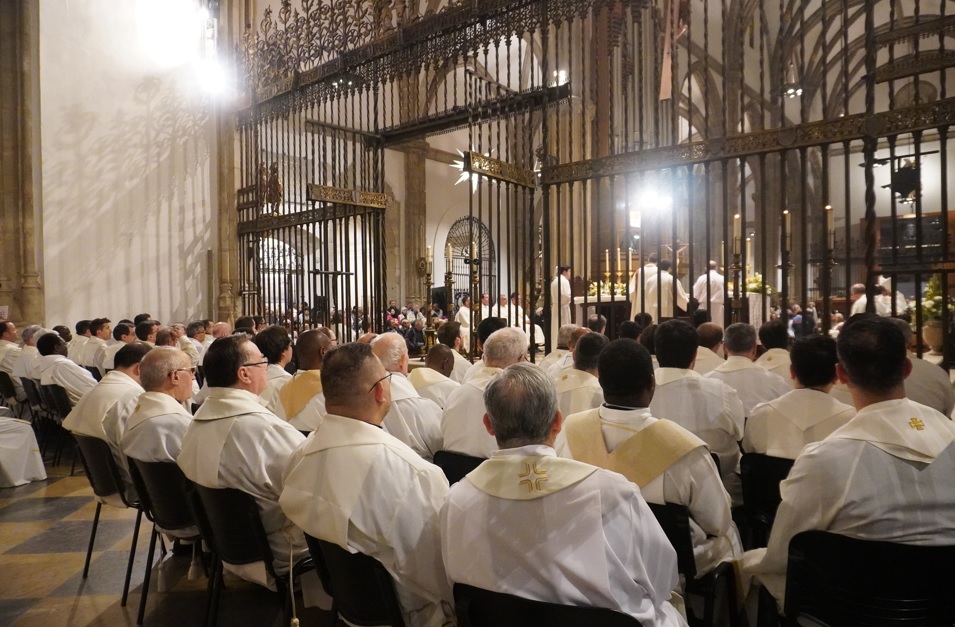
[550,265,572,351]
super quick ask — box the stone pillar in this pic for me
[402,141,428,305]
[18,0,43,324]
[214,0,239,323]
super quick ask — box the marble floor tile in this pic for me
[0,553,89,598]
[0,497,89,523]
[7,520,135,555]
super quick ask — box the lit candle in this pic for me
[605,249,610,272]
[470,241,477,263]
[426,245,432,262]
[825,205,834,250]
[446,243,453,272]
[616,248,621,274]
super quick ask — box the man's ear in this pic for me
[902,356,913,381]
[483,413,496,436]
[835,362,850,385]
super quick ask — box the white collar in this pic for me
[654,367,701,386]
[831,398,955,463]
[714,355,758,372]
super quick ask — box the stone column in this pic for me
[402,141,428,305]
[18,0,43,324]
[215,0,239,323]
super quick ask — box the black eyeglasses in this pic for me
[367,372,393,393]
[242,360,269,368]
[171,367,197,376]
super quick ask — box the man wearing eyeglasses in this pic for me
[122,348,196,464]
[281,343,454,627]
[178,335,307,587]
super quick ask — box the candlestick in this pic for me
[426,245,432,262]
[605,249,610,273]
[733,214,741,255]
[445,243,453,272]
[782,210,791,252]
[470,241,477,261]
[825,205,834,250]
[615,248,621,274]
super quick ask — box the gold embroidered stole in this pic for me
[564,409,705,487]
[467,454,598,500]
[279,370,324,419]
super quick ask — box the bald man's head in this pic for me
[697,322,724,350]
[296,329,332,370]
[568,327,591,351]
[425,344,455,378]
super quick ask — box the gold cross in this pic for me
[517,462,549,492]
[909,417,925,431]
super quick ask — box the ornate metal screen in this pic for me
[237,0,955,362]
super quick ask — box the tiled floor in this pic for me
[0,463,336,626]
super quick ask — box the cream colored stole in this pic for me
[468,454,598,500]
[279,370,323,419]
[564,409,705,488]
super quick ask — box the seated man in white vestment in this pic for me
[122,348,195,464]
[170,323,200,369]
[740,315,955,605]
[754,320,792,383]
[280,343,454,627]
[889,318,955,416]
[692,261,725,329]
[79,317,111,373]
[558,338,741,577]
[546,326,590,378]
[693,323,725,375]
[538,323,576,372]
[743,335,854,459]
[63,343,151,502]
[371,333,443,461]
[34,332,98,405]
[0,321,25,401]
[253,325,293,418]
[436,321,471,384]
[648,320,746,504]
[67,320,90,364]
[461,318,507,384]
[12,325,49,394]
[442,327,527,458]
[101,323,137,372]
[408,344,460,410]
[444,362,688,626]
[278,329,333,432]
[555,332,606,417]
[705,323,789,416]
[178,335,307,584]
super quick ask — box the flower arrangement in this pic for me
[745,273,775,296]
[586,281,628,297]
[913,274,954,322]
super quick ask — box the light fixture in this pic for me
[450,149,493,193]
[782,62,802,98]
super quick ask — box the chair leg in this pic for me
[204,558,223,627]
[83,502,102,578]
[137,526,159,625]
[121,508,144,607]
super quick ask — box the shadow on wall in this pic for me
[42,75,215,324]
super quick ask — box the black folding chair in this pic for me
[128,459,204,625]
[648,502,739,627]
[85,365,103,381]
[304,533,406,626]
[41,384,76,468]
[73,434,144,607]
[433,450,485,485]
[739,453,794,548]
[0,371,26,420]
[186,483,313,627]
[781,530,955,627]
[454,583,643,626]
[20,378,54,457]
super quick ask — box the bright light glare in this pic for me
[196,58,227,95]
[629,210,641,228]
[637,190,672,211]
[137,0,202,70]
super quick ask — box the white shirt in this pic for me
[629,263,656,321]
[0,340,25,400]
[538,348,568,373]
[741,398,955,602]
[692,270,725,307]
[491,302,526,329]
[12,345,39,383]
[705,356,790,416]
[178,387,307,581]
[904,355,955,417]
[644,269,689,321]
[546,352,574,379]
[67,335,89,364]
[101,342,130,372]
[441,365,501,458]
[442,444,686,627]
[692,346,724,376]
[281,413,453,627]
[408,367,460,410]
[79,336,107,370]
[743,388,855,459]
[650,368,745,501]
[454,308,473,350]
[258,364,292,419]
[35,354,97,405]
[382,373,444,462]
[122,391,193,463]
[754,348,792,384]
[554,368,604,417]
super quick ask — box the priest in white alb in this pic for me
[280,342,454,627]
[629,253,658,321]
[705,323,789,416]
[253,325,293,418]
[549,265,572,350]
[554,332,606,417]
[443,362,688,626]
[278,329,333,432]
[408,344,460,410]
[740,315,955,606]
[693,323,725,375]
[436,322,471,384]
[754,321,792,383]
[178,335,307,586]
[34,333,98,404]
[692,261,725,328]
[643,259,689,322]
[743,335,854,459]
